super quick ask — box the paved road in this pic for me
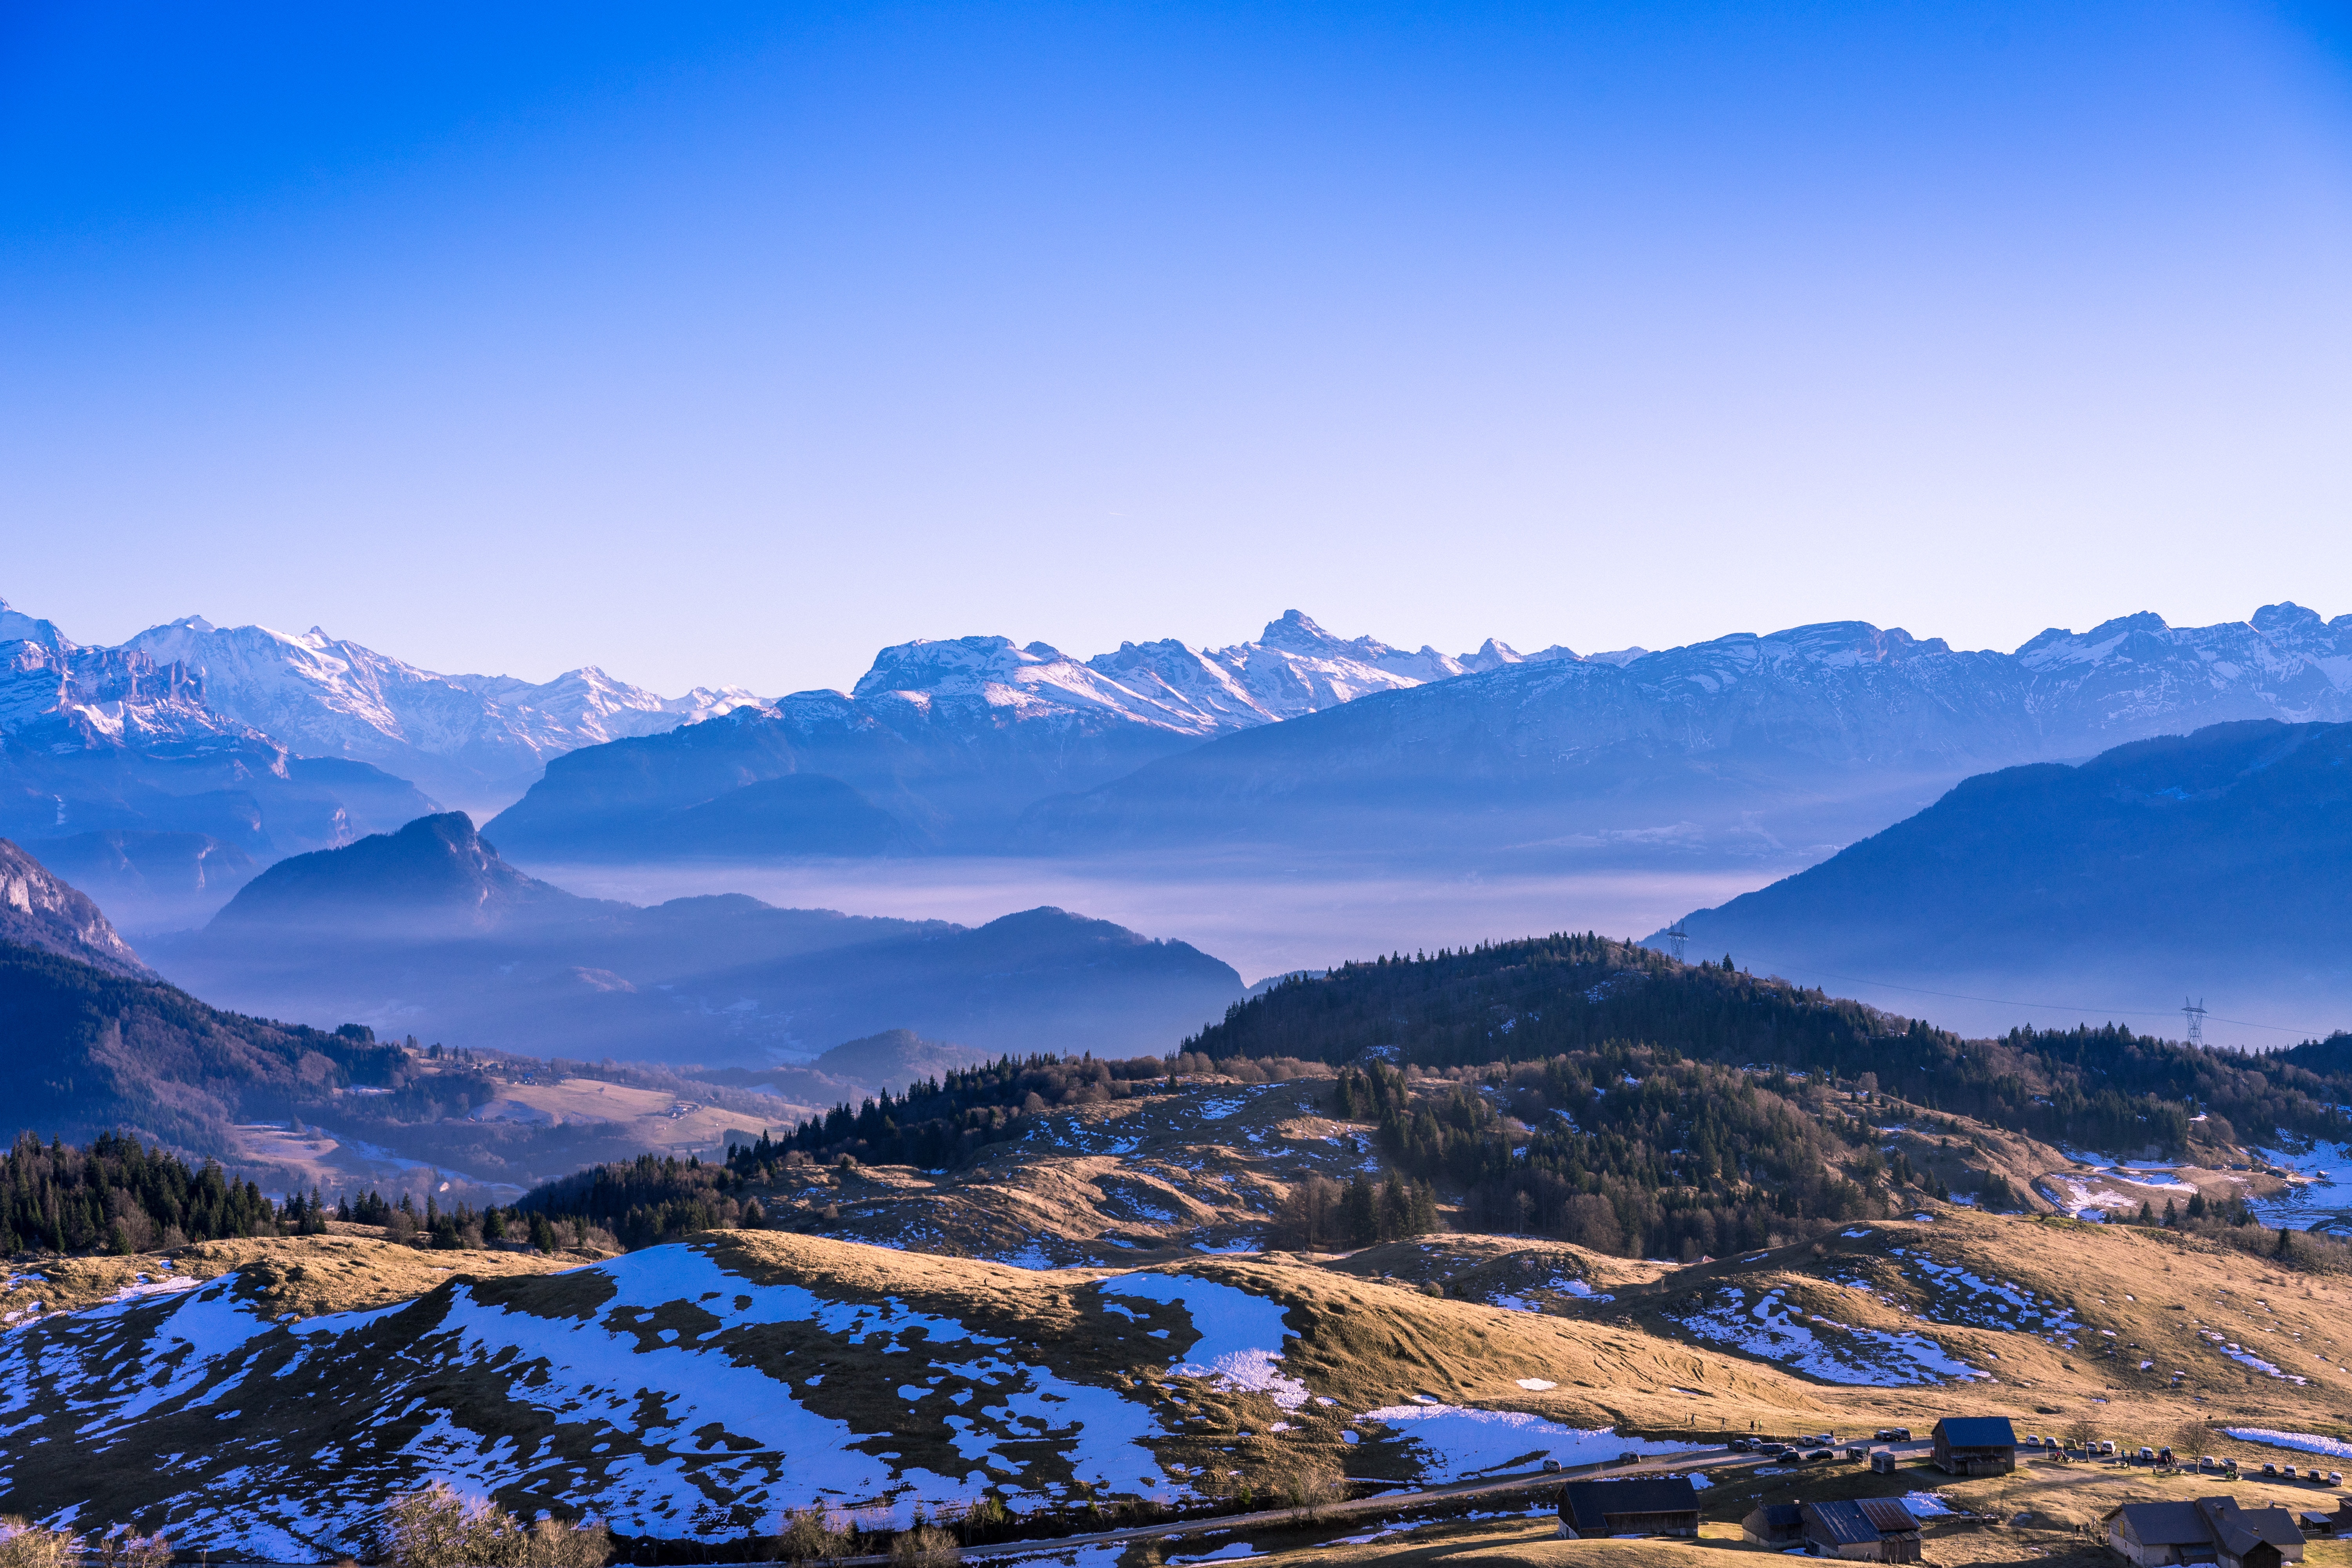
[915,1444,1773,1566]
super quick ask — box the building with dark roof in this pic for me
[2104,1497,2308,1568]
[1931,1416,2017,1476]
[1743,1504,1805,1546]
[1555,1477,1702,1539]
[1801,1499,1924,1562]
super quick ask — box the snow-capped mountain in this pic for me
[844,610,1578,739]
[1023,603,2352,864]
[123,616,761,811]
[485,610,1556,858]
[0,599,437,875]
[0,629,237,752]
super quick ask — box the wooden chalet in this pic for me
[1555,1477,1703,1539]
[1742,1504,1805,1546]
[1930,1415,2017,1477]
[2104,1498,2308,1568]
[1795,1499,1924,1562]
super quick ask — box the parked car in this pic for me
[2139,1448,2157,1465]
[1875,1428,1912,1442]
[2264,1463,2281,1478]
[2199,1456,2220,1472]
[1806,1448,1836,1463]
[1760,1444,1789,1457]
[1728,1438,1753,1452]
[2285,1465,2301,1481]
[1619,1452,1640,1466]
[1542,1459,1562,1473]
[2099,1441,2118,1457]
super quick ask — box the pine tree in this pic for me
[1341,1176,1378,1247]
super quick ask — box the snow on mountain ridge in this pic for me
[0,597,71,651]
[119,614,761,809]
[0,636,256,754]
[838,610,1579,740]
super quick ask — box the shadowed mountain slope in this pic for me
[157,813,1245,1064]
[0,940,407,1154]
[1660,719,2352,1024]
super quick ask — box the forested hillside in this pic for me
[1188,935,2352,1157]
[0,1131,322,1254]
[0,940,416,1154]
[519,1051,1188,1246]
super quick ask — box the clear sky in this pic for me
[4,2,2348,697]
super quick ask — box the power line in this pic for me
[1720,952,2343,1039]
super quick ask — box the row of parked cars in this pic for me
[1725,1438,1840,1461]
[2016,1434,2343,1483]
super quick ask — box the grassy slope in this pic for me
[13,1203,2352,1553]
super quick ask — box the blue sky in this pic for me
[4,2,2348,695]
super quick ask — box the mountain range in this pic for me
[13,588,2352,958]
[121,614,763,811]
[481,609,1572,859]
[2,595,1561,914]
[1018,604,2352,867]
[1657,717,2352,1035]
[0,613,436,920]
[486,602,2352,872]
[147,813,1246,1064]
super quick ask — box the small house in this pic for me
[1743,1504,1804,1545]
[1801,1499,1924,1563]
[1931,1415,2017,1477]
[2104,1497,2307,1568]
[1556,1477,1703,1539]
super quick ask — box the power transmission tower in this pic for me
[2183,997,2207,1047]
[1666,921,1690,965]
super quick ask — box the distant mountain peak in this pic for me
[211,810,572,931]
[0,596,75,650]
[0,840,152,978]
[116,612,762,811]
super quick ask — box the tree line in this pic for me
[514,1050,1210,1249]
[1,1131,305,1255]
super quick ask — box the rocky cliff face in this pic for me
[0,839,153,978]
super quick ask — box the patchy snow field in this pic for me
[2223,1429,2352,1458]
[1669,1287,1985,1387]
[1353,1405,1687,1480]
